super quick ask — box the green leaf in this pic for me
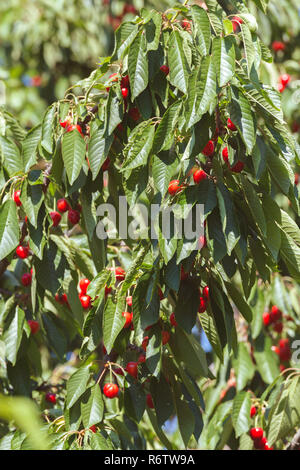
[0,200,19,260]
[212,36,235,87]
[242,177,266,237]
[88,128,113,180]
[41,104,56,154]
[0,137,24,176]
[122,123,155,170]
[102,297,125,354]
[254,336,279,384]
[112,22,139,60]
[233,343,255,391]
[128,33,149,101]
[232,392,251,438]
[225,282,253,322]
[240,24,255,77]
[62,129,86,185]
[216,183,240,255]
[173,383,195,448]
[168,30,190,94]
[191,5,211,56]
[145,11,162,51]
[229,86,256,153]
[3,307,25,366]
[22,125,41,172]
[152,101,182,154]
[81,384,104,428]
[66,366,91,409]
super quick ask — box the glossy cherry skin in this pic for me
[16,245,29,259]
[50,211,61,227]
[249,427,263,440]
[79,278,90,295]
[28,320,39,335]
[193,169,207,184]
[13,190,22,207]
[115,267,126,281]
[125,362,138,379]
[57,198,69,213]
[45,393,56,404]
[168,180,181,196]
[79,294,91,309]
[122,311,133,328]
[203,286,209,302]
[198,296,206,313]
[103,383,119,398]
[21,272,32,286]
[68,209,80,225]
[202,140,215,157]
[227,118,237,131]
[160,65,169,75]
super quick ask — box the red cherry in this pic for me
[128,107,141,121]
[126,296,132,307]
[115,266,126,281]
[125,362,138,379]
[264,443,274,450]
[295,173,299,185]
[138,354,146,364]
[250,406,257,418]
[103,383,119,398]
[254,436,267,450]
[60,118,72,128]
[193,169,207,184]
[28,320,39,335]
[203,286,209,302]
[102,157,110,171]
[21,272,32,287]
[270,305,282,323]
[274,322,283,333]
[142,336,149,352]
[272,41,285,52]
[68,209,80,225]
[79,278,90,294]
[160,65,169,75]
[55,293,68,304]
[50,211,61,227]
[146,394,154,408]
[57,198,69,213]
[79,294,91,309]
[231,161,244,173]
[279,364,286,373]
[13,190,22,207]
[280,74,290,86]
[105,285,112,296]
[182,19,191,31]
[279,338,289,349]
[168,180,181,196]
[180,266,189,281]
[16,245,29,259]
[227,118,237,131]
[45,393,56,405]
[66,124,84,136]
[121,75,130,88]
[249,427,263,440]
[170,313,177,327]
[123,4,137,15]
[263,312,271,327]
[278,83,285,93]
[222,147,229,165]
[198,235,207,250]
[162,330,170,345]
[114,367,124,376]
[89,425,97,433]
[198,296,206,313]
[202,140,215,157]
[121,87,129,99]
[122,311,133,328]
[232,16,243,32]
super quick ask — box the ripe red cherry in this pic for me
[128,107,141,121]
[79,294,91,309]
[160,65,169,75]
[55,293,68,304]
[115,266,126,281]
[222,147,229,165]
[138,354,146,364]
[50,211,61,227]
[123,4,137,14]
[103,383,119,398]
[122,311,133,328]
[121,87,129,99]
[249,427,263,440]
[125,362,138,379]
[227,118,237,131]
[274,322,283,333]
[193,169,207,184]
[66,124,84,136]
[57,198,69,213]
[114,367,124,376]
[142,336,149,352]
[280,74,290,86]
[13,190,22,207]
[170,313,177,327]
[68,209,80,225]
[102,157,110,171]
[21,272,32,286]
[60,118,72,128]
[272,41,285,52]
[28,320,39,335]
[168,180,181,196]
[202,140,215,157]
[16,245,29,259]
[278,83,285,93]
[254,436,267,450]
[105,285,112,296]
[203,286,209,302]
[182,19,191,30]
[231,161,244,173]
[250,406,257,418]
[121,75,130,88]
[89,425,97,433]
[162,330,170,345]
[79,278,90,294]
[146,394,154,409]
[263,311,271,327]
[126,296,132,307]
[270,305,282,323]
[232,16,243,32]
[45,393,56,404]
[198,296,206,313]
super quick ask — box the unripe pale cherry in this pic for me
[193,169,207,184]
[21,272,32,286]
[168,180,181,196]
[57,198,69,213]
[79,278,90,294]
[28,320,39,335]
[68,209,80,225]
[125,362,138,379]
[122,311,133,328]
[103,383,119,398]
[13,190,22,207]
[202,140,215,157]
[16,245,29,259]
[227,118,237,131]
[50,211,61,227]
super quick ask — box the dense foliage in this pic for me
[0,0,300,451]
